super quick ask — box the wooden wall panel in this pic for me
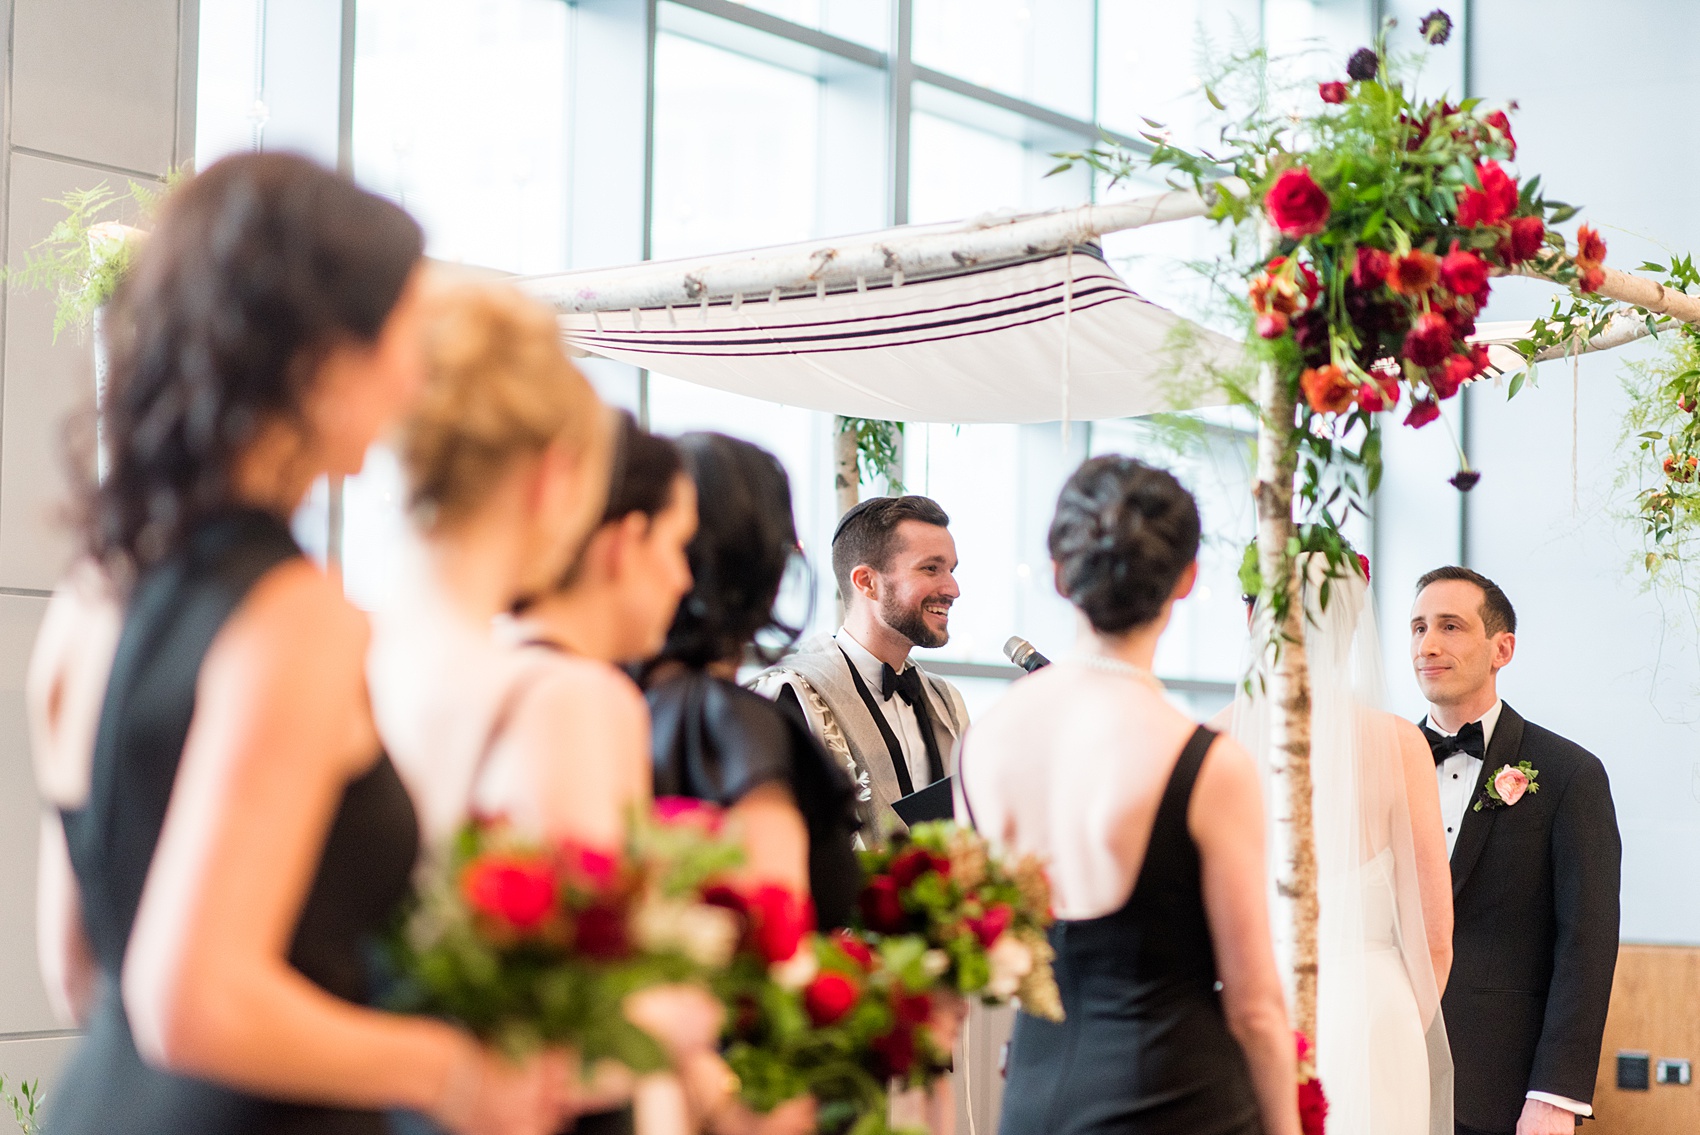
[1589,943,1700,1133]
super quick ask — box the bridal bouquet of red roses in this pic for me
[855,821,1062,1023]
[715,921,948,1135]
[386,799,745,1067]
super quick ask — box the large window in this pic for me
[257,0,1387,709]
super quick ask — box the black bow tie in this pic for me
[880,662,916,704]
[1423,719,1486,766]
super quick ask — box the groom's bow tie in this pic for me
[1423,719,1486,765]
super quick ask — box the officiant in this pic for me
[753,494,969,842]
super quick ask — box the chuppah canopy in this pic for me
[515,188,1245,423]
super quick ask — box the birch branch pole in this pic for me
[1252,362,1319,1046]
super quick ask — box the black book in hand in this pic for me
[892,776,954,826]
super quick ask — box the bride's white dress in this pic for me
[1359,848,1430,1135]
[1236,555,1452,1135]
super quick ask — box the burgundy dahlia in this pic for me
[1420,9,1453,45]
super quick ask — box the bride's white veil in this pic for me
[1229,554,1453,1135]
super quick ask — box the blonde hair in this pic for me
[402,282,605,528]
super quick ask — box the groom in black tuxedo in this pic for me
[1410,567,1621,1135]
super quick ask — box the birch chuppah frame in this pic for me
[510,154,1700,1069]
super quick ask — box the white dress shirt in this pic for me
[1431,700,1502,857]
[836,628,936,791]
[1428,699,1591,1119]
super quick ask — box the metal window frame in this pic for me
[659,0,1151,233]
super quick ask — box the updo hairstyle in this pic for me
[401,282,604,530]
[89,152,424,580]
[1047,455,1202,634]
[656,432,804,669]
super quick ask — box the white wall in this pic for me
[1393,1,1700,945]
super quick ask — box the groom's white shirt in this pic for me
[1431,699,1502,857]
[1428,699,1591,1120]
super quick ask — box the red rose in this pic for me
[1357,367,1402,413]
[1300,365,1357,415]
[1264,167,1331,237]
[889,847,950,889]
[869,1027,917,1080]
[1386,250,1440,296]
[1443,298,1479,339]
[653,796,723,831]
[461,855,556,932]
[892,988,934,1028]
[749,883,813,963]
[1318,81,1347,104]
[1402,311,1454,368]
[1430,355,1474,400]
[702,882,749,916]
[574,902,630,960]
[804,971,861,1027]
[1298,1077,1329,1135]
[1352,247,1391,289]
[1357,553,1372,583]
[965,903,1014,948]
[1508,215,1545,261]
[1404,397,1441,429]
[833,929,875,971]
[1456,161,1518,227]
[859,875,908,934]
[1484,109,1515,157]
[1439,246,1490,300]
[1256,311,1289,339]
[559,842,620,893]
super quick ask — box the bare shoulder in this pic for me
[197,559,377,769]
[513,654,649,733]
[233,558,366,646]
[1200,729,1258,781]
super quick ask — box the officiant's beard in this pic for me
[882,591,951,649]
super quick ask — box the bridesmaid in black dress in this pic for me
[27,154,557,1135]
[640,432,861,928]
[955,457,1300,1135]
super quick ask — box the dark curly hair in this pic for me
[85,151,423,582]
[1048,455,1201,634]
[655,432,804,668]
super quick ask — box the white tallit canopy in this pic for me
[552,247,1237,423]
[515,189,1245,423]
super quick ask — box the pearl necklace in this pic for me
[1068,653,1166,693]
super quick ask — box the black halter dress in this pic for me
[992,726,1263,1135]
[48,509,421,1135]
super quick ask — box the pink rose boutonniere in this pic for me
[1474,761,1540,812]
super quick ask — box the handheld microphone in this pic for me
[1003,636,1052,674]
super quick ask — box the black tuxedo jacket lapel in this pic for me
[1449,703,1527,897]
